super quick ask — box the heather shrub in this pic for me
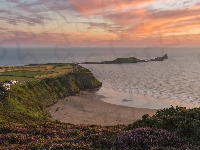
[113,128,195,150]
[127,106,200,144]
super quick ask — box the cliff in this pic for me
[0,64,102,124]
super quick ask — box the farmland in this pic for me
[0,63,75,82]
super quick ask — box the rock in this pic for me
[150,57,164,61]
[100,57,140,64]
[122,99,132,102]
[150,54,168,61]
[163,54,168,59]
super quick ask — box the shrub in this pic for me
[113,128,195,150]
[127,106,200,144]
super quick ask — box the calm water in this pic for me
[1,47,200,107]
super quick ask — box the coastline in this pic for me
[49,86,200,126]
[1,63,200,148]
[49,89,157,126]
[95,87,200,109]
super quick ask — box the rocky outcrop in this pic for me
[80,54,168,64]
[150,54,168,61]
[163,54,168,59]
[100,57,140,64]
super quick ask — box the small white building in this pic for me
[0,79,18,91]
[2,83,11,90]
[10,80,18,84]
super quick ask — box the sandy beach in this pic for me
[49,89,157,126]
[49,86,199,126]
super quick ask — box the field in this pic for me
[0,63,75,82]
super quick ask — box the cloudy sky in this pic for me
[0,0,200,47]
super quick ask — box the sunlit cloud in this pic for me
[0,0,200,47]
[69,0,155,16]
[127,4,200,35]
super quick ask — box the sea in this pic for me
[1,47,200,109]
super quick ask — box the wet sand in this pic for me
[49,90,157,126]
[95,87,200,109]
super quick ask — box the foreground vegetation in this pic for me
[0,63,200,149]
[1,106,200,149]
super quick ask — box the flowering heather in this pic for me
[113,128,195,150]
[0,118,199,149]
[127,106,200,144]
[0,122,125,149]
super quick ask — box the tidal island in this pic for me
[80,54,168,64]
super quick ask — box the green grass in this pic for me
[0,63,75,82]
[0,76,28,82]
[0,71,53,82]
[1,70,52,77]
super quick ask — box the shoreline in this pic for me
[49,89,157,126]
[49,86,200,126]
[95,87,200,109]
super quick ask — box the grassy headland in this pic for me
[0,63,102,124]
[0,63,200,149]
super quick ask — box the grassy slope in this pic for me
[0,64,102,124]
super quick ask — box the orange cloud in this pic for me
[126,4,200,38]
[69,0,155,16]
[106,9,146,26]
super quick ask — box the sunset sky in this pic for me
[1,0,200,47]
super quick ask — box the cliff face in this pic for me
[0,65,102,124]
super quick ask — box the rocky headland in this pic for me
[80,54,168,64]
[0,63,102,124]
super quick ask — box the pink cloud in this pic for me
[124,3,200,36]
[69,0,155,16]
[106,9,146,26]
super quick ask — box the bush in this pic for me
[126,106,200,145]
[113,128,195,150]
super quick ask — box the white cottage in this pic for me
[10,80,18,84]
[2,83,11,90]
